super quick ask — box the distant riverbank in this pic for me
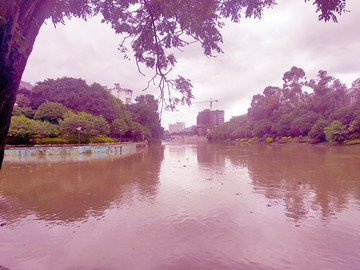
[164,135,208,144]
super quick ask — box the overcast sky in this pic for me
[22,0,360,130]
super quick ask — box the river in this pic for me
[0,142,359,269]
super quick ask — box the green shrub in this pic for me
[89,135,115,143]
[309,118,328,141]
[343,139,360,145]
[324,120,349,144]
[39,137,68,145]
[266,137,273,143]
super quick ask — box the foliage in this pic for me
[111,118,129,137]
[59,111,110,138]
[343,139,360,145]
[266,137,273,143]
[324,120,348,144]
[252,119,273,138]
[34,120,60,138]
[210,67,359,144]
[127,95,164,140]
[30,78,126,122]
[39,137,69,145]
[273,113,292,136]
[129,122,151,142]
[291,111,320,136]
[210,114,249,141]
[348,118,360,135]
[34,102,69,124]
[12,106,35,119]
[89,135,115,144]
[308,119,328,141]
[8,115,35,139]
[330,105,357,126]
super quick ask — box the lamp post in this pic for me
[76,127,82,145]
[119,129,122,144]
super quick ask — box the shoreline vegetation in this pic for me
[208,67,360,145]
[7,78,164,148]
[232,136,360,146]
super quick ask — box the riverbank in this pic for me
[164,135,208,144]
[4,142,147,161]
[229,136,360,147]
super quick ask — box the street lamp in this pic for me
[119,129,122,143]
[76,127,82,145]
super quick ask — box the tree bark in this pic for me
[0,0,55,168]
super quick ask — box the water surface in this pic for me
[0,143,359,269]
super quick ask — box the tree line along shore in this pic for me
[7,77,164,146]
[208,67,360,146]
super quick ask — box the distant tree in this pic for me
[291,111,320,136]
[281,66,307,106]
[111,118,129,138]
[309,118,329,141]
[34,120,60,138]
[248,86,281,122]
[330,105,357,126]
[324,120,348,144]
[8,115,35,140]
[273,113,293,137]
[34,102,69,124]
[252,119,273,138]
[347,109,360,138]
[12,106,35,119]
[248,94,266,121]
[308,71,347,118]
[131,122,151,142]
[29,78,126,123]
[127,95,164,140]
[9,114,59,140]
[59,111,110,138]
[16,87,32,107]
[210,122,232,141]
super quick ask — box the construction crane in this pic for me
[193,98,219,129]
[193,98,218,110]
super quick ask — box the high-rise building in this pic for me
[196,109,224,128]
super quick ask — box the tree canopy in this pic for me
[29,77,126,122]
[209,67,360,143]
[127,94,164,140]
[34,102,69,124]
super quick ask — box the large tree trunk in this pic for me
[0,0,54,168]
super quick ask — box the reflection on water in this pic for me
[0,143,359,270]
[0,147,163,225]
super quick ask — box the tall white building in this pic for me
[106,83,133,105]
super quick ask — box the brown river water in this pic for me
[0,142,359,270]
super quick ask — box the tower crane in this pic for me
[193,98,218,110]
[193,98,219,129]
